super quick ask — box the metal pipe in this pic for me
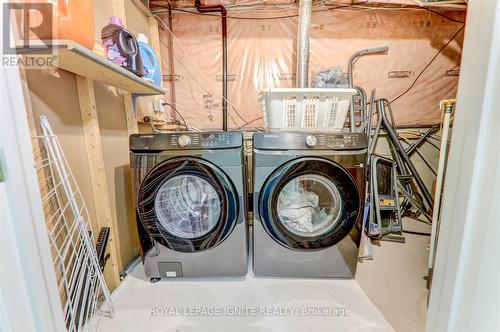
[370,100,423,212]
[378,100,434,208]
[400,136,438,176]
[296,0,312,88]
[429,99,455,269]
[194,0,228,131]
[424,135,442,150]
[405,125,439,156]
[368,102,382,157]
[347,47,388,132]
[397,183,432,222]
[367,89,376,140]
[167,3,177,122]
[347,46,389,88]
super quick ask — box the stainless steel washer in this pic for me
[130,131,247,281]
[252,132,367,278]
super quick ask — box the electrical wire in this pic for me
[154,14,251,128]
[163,102,189,129]
[237,116,263,129]
[321,1,371,12]
[171,7,310,19]
[153,2,465,129]
[230,104,251,125]
[389,24,464,105]
[166,2,465,23]
[324,1,466,23]
[420,7,465,23]
[164,101,250,129]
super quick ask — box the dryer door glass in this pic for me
[259,157,361,250]
[277,174,342,237]
[154,174,221,239]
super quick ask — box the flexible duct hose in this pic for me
[296,0,312,88]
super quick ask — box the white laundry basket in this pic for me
[260,88,357,131]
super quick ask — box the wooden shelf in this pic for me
[20,40,166,95]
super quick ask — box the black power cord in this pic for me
[403,230,431,236]
[163,101,250,129]
[389,24,465,105]
[230,104,251,126]
[162,102,189,128]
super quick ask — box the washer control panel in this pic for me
[305,135,317,147]
[253,132,368,150]
[177,134,192,147]
[130,132,243,151]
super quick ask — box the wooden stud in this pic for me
[18,63,57,246]
[124,92,138,134]
[18,62,37,137]
[149,16,162,64]
[75,75,121,290]
[112,0,127,23]
[148,16,169,123]
[112,0,140,135]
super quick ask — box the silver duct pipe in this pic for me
[296,0,312,88]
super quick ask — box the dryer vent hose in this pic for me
[296,0,312,88]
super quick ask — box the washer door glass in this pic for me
[277,174,342,237]
[154,174,221,239]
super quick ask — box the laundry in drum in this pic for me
[277,174,342,235]
[154,174,221,239]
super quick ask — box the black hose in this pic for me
[403,230,431,236]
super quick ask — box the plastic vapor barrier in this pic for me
[158,5,465,129]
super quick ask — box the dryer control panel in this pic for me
[130,131,243,151]
[253,132,368,150]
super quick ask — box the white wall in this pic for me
[0,64,65,332]
[426,0,500,330]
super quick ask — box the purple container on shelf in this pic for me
[101,16,144,77]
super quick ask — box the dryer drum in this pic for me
[259,157,360,250]
[137,156,239,253]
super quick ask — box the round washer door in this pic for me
[137,157,239,253]
[259,157,360,250]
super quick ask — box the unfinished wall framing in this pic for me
[156,2,466,130]
[21,0,167,291]
[19,0,467,293]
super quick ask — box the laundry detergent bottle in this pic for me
[101,16,144,77]
[13,0,95,49]
[137,33,162,86]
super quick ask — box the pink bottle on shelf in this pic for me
[101,16,144,77]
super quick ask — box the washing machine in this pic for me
[252,132,367,278]
[130,131,247,281]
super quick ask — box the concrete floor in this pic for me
[356,218,431,332]
[94,219,430,332]
[94,266,393,332]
